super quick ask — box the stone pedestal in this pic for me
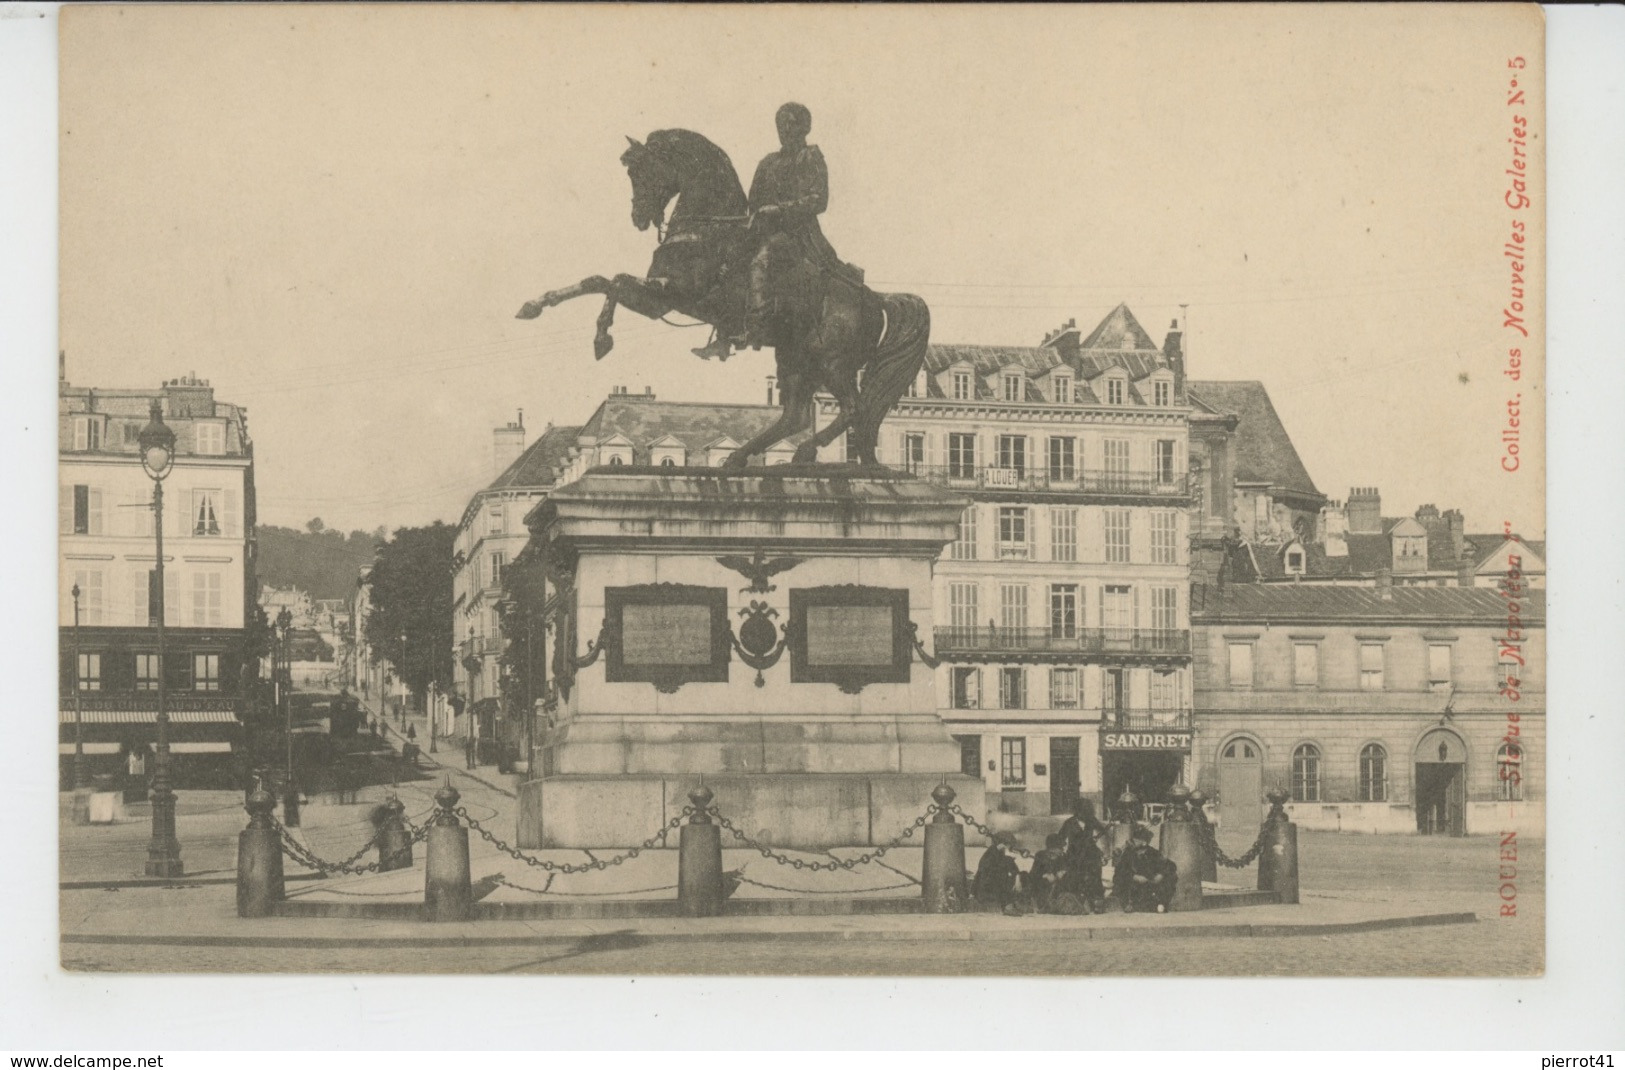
[517,466,985,848]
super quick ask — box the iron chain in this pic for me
[494,874,679,897]
[456,805,688,874]
[707,805,935,870]
[947,804,1035,860]
[1197,818,1267,869]
[274,816,428,877]
[737,874,920,895]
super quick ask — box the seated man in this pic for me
[1027,833,1071,914]
[971,832,1024,915]
[1112,824,1179,914]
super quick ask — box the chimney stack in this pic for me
[1444,508,1465,561]
[493,410,527,478]
[1347,486,1383,534]
[1375,567,1393,599]
[1163,318,1185,385]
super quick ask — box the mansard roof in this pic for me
[1186,380,1322,502]
[487,424,583,491]
[1193,583,1542,625]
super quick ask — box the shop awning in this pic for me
[59,708,239,725]
[57,741,231,754]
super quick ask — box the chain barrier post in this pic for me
[1256,787,1300,904]
[1189,789,1219,882]
[236,787,285,918]
[678,785,725,917]
[377,794,413,872]
[920,781,966,914]
[1157,783,1204,912]
[424,778,473,921]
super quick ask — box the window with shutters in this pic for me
[955,734,982,776]
[1151,669,1179,709]
[951,667,981,710]
[1050,668,1079,709]
[191,572,223,627]
[948,582,979,633]
[77,653,102,692]
[952,505,977,560]
[1155,440,1177,485]
[999,583,1029,632]
[996,435,1027,476]
[1150,510,1177,564]
[997,507,1028,559]
[194,422,225,455]
[1050,507,1077,562]
[1150,586,1178,634]
[72,570,104,625]
[1047,437,1075,482]
[192,489,223,536]
[1428,643,1453,689]
[1105,508,1131,563]
[193,653,221,692]
[1103,438,1131,488]
[72,416,103,451]
[948,433,976,478]
[488,505,504,535]
[902,433,925,474]
[489,552,505,589]
[999,668,1026,710]
[1360,642,1386,689]
[1102,585,1133,633]
[1049,584,1077,638]
[65,484,105,536]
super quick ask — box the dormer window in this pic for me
[1284,543,1306,576]
[195,421,226,455]
[1153,380,1171,407]
[906,370,927,398]
[1002,374,1024,402]
[1052,377,1071,404]
[952,371,972,401]
[1106,378,1125,405]
[71,415,104,452]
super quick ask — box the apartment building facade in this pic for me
[57,370,257,786]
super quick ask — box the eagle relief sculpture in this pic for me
[517,104,929,469]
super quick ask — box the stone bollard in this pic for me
[1158,784,1204,912]
[678,786,725,917]
[921,782,967,913]
[1257,787,1300,905]
[377,794,413,872]
[236,788,285,918]
[424,779,473,921]
[1189,789,1219,883]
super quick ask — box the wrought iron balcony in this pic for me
[934,626,1191,656]
[906,464,1188,498]
[1101,708,1192,730]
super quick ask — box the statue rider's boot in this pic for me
[691,335,734,361]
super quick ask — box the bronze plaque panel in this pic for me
[804,605,895,666]
[789,586,912,690]
[604,584,730,689]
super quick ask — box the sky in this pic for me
[58,4,1545,538]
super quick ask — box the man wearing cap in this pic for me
[1112,824,1179,914]
[1059,797,1111,914]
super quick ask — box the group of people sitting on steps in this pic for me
[970,798,1179,916]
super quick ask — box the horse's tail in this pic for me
[853,292,930,463]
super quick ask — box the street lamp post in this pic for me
[277,606,297,826]
[138,400,183,877]
[70,582,90,825]
[398,632,408,727]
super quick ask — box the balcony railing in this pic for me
[934,626,1191,656]
[1101,708,1192,730]
[907,464,1188,497]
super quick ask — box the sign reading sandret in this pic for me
[789,586,912,692]
[604,584,730,691]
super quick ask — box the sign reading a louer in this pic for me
[1099,729,1193,752]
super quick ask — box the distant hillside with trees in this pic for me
[256,519,384,602]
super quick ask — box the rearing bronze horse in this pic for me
[516,129,929,468]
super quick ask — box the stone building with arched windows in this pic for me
[1191,581,1542,837]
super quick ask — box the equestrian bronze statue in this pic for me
[515,111,929,469]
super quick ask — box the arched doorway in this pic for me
[1216,735,1263,836]
[1414,728,1466,836]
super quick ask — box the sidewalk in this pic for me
[60,879,1475,951]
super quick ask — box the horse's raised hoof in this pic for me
[516,300,547,320]
[594,333,615,360]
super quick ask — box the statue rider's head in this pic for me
[775,103,812,149]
